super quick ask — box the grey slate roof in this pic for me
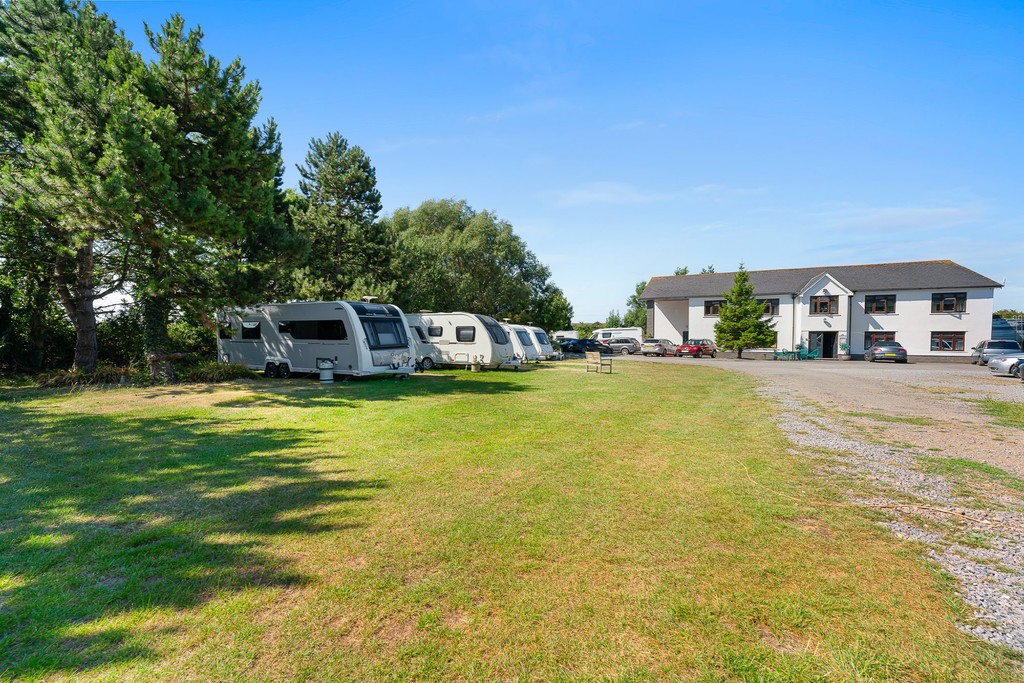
[640,260,1002,300]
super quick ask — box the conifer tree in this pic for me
[714,264,776,358]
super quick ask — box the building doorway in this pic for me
[809,331,837,359]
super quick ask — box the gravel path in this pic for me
[625,355,1024,651]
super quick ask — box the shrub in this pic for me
[36,362,131,388]
[179,362,257,383]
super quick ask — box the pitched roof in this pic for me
[640,260,1002,300]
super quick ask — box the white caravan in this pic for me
[591,327,643,343]
[527,326,557,359]
[502,323,541,362]
[405,312,519,369]
[405,320,445,370]
[553,330,578,341]
[217,301,416,378]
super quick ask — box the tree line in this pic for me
[0,1,571,378]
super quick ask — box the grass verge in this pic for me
[977,398,1024,430]
[0,361,1020,681]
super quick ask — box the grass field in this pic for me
[1,361,1021,681]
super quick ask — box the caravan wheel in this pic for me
[278,363,290,379]
[421,357,435,370]
[264,362,277,378]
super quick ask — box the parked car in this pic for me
[971,339,1023,366]
[560,338,613,355]
[641,339,676,357]
[987,354,1024,377]
[676,339,718,358]
[606,337,641,355]
[864,340,908,363]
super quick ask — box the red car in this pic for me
[675,339,717,358]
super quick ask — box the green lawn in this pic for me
[1,362,1019,681]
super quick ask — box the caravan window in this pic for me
[361,318,408,349]
[412,326,428,342]
[241,321,261,340]
[218,323,234,339]
[476,316,509,345]
[516,330,534,346]
[456,326,476,342]
[279,320,347,340]
[427,326,443,337]
[535,331,551,346]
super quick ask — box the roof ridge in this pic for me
[662,259,961,279]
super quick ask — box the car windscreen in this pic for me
[516,330,534,346]
[642,339,659,344]
[360,317,408,349]
[476,315,509,345]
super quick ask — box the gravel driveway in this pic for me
[625,354,1024,652]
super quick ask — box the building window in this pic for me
[758,298,780,316]
[931,292,966,313]
[455,326,476,342]
[704,300,723,316]
[810,296,838,315]
[241,321,261,340]
[931,331,965,352]
[865,294,896,314]
[865,331,896,347]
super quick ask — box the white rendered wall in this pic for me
[689,295,794,348]
[850,287,994,356]
[653,300,689,344]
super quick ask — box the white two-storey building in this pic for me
[639,260,1001,359]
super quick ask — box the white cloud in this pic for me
[552,181,681,207]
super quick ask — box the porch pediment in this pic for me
[799,272,853,297]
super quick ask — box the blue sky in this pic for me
[98,0,1024,320]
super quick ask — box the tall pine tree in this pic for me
[714,264,776,358]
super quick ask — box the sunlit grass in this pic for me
[0,362,1020,681]
[978,398,1024,429]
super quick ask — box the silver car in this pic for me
[606,337,641,355]
[988,354,1024,377]
[641,339,675,357]
[972,339,1023,366]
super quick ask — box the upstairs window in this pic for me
[931,292,966,313]
[704,300,724,316]
[758,298,780,316]
[810,296,838,315]
[865,294,896,314]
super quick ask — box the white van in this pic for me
[405,312,519,369]
[553,330,578,342]
[217,301,416,378]
[590,327,643,343]
[502,323,541,362]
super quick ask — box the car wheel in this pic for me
[264,362,277,378]
[868,356,875,362]
[620,347,630,355]
[695,350,703,359]
[1010,365,1020,378]
[421,357,435,370]
[710,351,716,358]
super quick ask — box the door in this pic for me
[809,331,837,358]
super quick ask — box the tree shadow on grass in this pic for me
[0,401,384,678]
[212,372,532,410]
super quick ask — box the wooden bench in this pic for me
[585,351,612,374]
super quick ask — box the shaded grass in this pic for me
[977,398,1024,429]
[0,362,1020,681]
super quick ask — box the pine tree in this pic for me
[714,264,775,358]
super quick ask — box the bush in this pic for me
[36,362,133,388]
[178,362,257,383]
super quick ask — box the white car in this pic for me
[987,354,1024,377]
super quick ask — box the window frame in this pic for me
[864,331,896,347]
[427,325,443,337]
[758,298,780,316]
[810,296,838,315]
[704,300,723,317]
[240,321,261,340]
[931,292,967,314]
[361,318,408,350]
[455,326,476,343]
[930,331,966,352]
[864,294,896,315]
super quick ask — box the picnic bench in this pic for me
[585,351,612,374]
